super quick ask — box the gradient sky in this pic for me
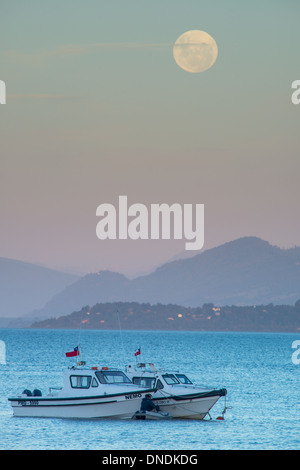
[0,0,299,277]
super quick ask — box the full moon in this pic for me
[173,30,218,73]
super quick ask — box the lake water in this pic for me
[0,328,299,450]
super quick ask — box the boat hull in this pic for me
[9,390,152,419]
[153,389,227,420]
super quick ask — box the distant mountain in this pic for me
[30,237,300,320]
[0,258,79,318]
[32,271,131,320]
[132,237,300,306]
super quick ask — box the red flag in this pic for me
[134,348,141,357]
[66,346,80,357]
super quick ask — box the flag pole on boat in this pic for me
[65,308,86,366]
[116,308,126,368]
[135,347,141,365]
[77,344,84,366]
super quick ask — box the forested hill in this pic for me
[29,237,300,321]
[31,300,300,332]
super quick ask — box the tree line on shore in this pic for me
[31,300,300,332]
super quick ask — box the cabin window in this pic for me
[175,374,193,384]
[92,377,99,387]
[70,375,92,389]
[162,374,180,385]
[95,370,131,384]
[155,379,164,390]
[132,377,156,388]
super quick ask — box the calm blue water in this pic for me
[0,328,299,450]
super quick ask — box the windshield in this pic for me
[162,374,180,385]
[175,374,193,384]
[132,377,156,388]
[95,370,131,384]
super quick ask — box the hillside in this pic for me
[30,237,300,319]
[31,300,300,332]
[31,271,131,320]
[0,257,79,318]
[131,237,300,305]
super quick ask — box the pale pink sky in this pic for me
[0,1,299,277]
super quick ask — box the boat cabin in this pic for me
[125,363,194,392]
[51,367,134,397]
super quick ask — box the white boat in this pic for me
[126,362,227,420]
[8,366,155,419]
